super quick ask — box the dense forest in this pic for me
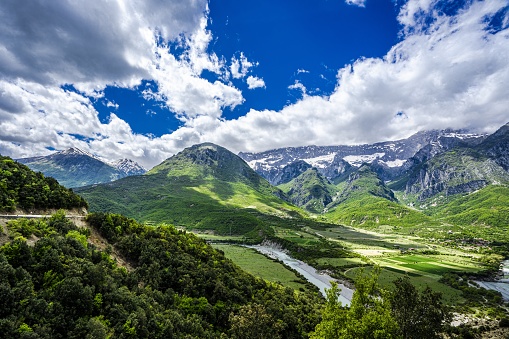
[0,156,87,212]
[0,212,323,338]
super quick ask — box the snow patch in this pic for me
[442,132,485,140]
[59,147,97,159]
[343,153,385,166]
[302,153,336,169]
[384,159,406,168]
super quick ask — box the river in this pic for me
[474,259,509,301]
[475,260,509,301]
[246,245,354,306]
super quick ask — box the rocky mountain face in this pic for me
[477,122,509,171]
[17,148,146,188]
[403,148,509,201]
[240,125,509,208]
[273,160,312,185]
[395,124,509,201]
[109,158,146,176]
[239,129,485,185]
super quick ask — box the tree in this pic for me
[390,276,450,339]
[311,266,400,339]
[229,303,283,339]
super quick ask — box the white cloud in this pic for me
[230,53,257,79]
[288,81,307,96]
[1,0,509,170]
[246,76,266,89]
[105,100,119,109]
[183,0,509,154]
[0,0,248,168]
[345,0,367,8]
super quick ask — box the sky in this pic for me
[0,0,508,169]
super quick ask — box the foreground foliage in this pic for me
[311,268,450,339]
[0,156,87,212]
[0,212,322,338]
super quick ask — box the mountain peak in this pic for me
[58,147,96,158]
[150,142,266,185]
[110,159,146,176]
[17,148,145,187]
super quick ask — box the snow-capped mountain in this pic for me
[239,129,486,184]
[109,159,146,176]
[17,148,146,188]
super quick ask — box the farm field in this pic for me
[194,221,492,308]
[211,244,312,292]
[284,223,489,305]
[344,265,465,304]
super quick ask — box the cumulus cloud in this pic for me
[230,53,257,79]
[345,0,367,8]
[246,76,266,89]
[1,0,509,169]
[0,0,246,168]
[186,0,509,153]
[0,0,206,90]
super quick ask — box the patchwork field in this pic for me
[195,221,493,307]
[344,265,464,304]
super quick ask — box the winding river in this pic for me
[246,245,354,306]
[474,259,509,301]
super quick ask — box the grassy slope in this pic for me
[326,194,434,228]
[212,244,313,292]
[325,166,434,228]
[425,185,509,242]
[278,169,337,213]
[78,144,303,237]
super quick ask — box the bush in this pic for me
[499,317,509,328]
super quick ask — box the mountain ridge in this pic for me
[239,129,486,185]
[17,148,146,188]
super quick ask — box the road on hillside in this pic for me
[0,214,85,219]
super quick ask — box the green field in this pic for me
[211,244,313,292]
[315,257,366,267]
[270,222,489,307]
[344,266,464,304]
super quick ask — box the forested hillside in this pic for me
[0,156,87,212]
[0,212,322,338]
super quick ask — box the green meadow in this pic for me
[211,244,313,292]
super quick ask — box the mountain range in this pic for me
[10,122,509,237]
[73,122,509,239]
[238,129,486,184]
[17,147,146,188]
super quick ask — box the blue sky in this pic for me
[0,0,508,168]
[93,0,402,138]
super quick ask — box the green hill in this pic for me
[325,166,433,228]
[279,168,337,213]
[0,155,88,212]
[77,143,301,237]
[422,185,509,242]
